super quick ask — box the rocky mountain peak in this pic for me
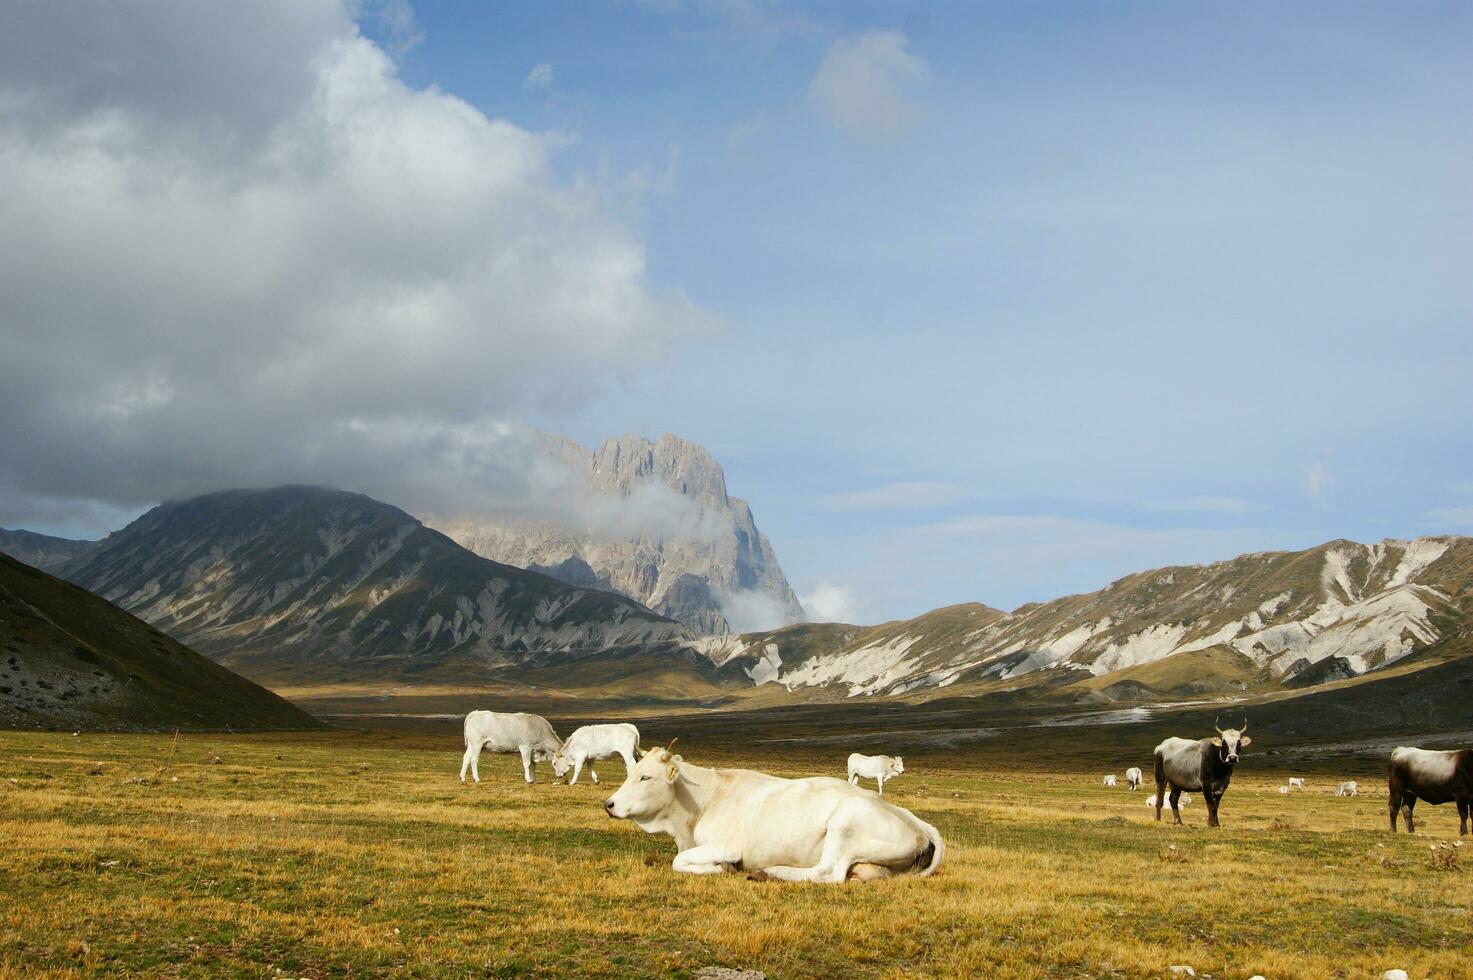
[588,433,731,507]
[431,431,804,635]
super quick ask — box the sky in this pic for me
[1,1,1471,625]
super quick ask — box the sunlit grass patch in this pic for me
[1,728,1469,978]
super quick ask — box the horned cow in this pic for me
[1152,718,1251,828]
[1388,746,1472,835]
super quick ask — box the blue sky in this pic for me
[2,1,1471,623]
[391,2,1473,618]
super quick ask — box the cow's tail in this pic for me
[911,815,946,878]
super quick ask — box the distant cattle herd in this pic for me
[458,710,1472,883]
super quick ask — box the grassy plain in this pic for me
[2,725,1470,979]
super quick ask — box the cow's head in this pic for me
[550,747,573,781]
[1213,717,1251,765]
[604,741,681,821]
[889,756,905,777]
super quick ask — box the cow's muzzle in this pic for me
[603,798,616,817]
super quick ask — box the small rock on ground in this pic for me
[694,969,765,980]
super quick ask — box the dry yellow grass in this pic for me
[1,729,1470,978]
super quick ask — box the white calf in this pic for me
[1103,774,1118,787]
[459,710,562,784]
[1146,793,1191,807]
[551,723,641,785]
[1335,780,1358,797]
[1125,767,1143,790]
[1288,777,1306,789]
[847,753,905,795]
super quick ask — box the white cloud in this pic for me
[1304,461,1332,509]
[808,31,929,141]
[352,0,422,55]
[634,0,817,41]
[523,63,554,91]
[1144,495,1270,515]
[818,481,973,512]
[719,589,792,633]
[0,1,713,528]
[1425,504,1473,527]
[801,581,862,624]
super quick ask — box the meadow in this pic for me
[2,726,1470,979]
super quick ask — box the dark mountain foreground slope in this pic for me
[0,553,319,731]
[60,486,693,685]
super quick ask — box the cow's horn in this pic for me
[665,737,679,756]
[1240,718,1248,734]
[1214,715,1224,735]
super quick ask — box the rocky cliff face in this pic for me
[704,536,1473,699]
[431,433,805,635]
[57,486,692,683]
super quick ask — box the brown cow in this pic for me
[1388,746,1473,834]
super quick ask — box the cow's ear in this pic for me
[1239,735,1252,747]
[666,763,679,783]
[637,748,648,759]
[1212,737,1223,747]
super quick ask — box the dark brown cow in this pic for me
[1388,746,1473,834]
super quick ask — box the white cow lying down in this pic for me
[606,746,944,883]
[1103,774,1118,787]
[552,723,640,785]
[847,753,905,795]
[460,710,562,784]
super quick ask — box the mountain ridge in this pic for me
[57,485,693,684]
[703,535,1473,701]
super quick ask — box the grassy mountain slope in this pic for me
[1,553,318,731]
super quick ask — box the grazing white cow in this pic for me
[847,753,905,795]
[459,710,562,784]
[1103,774,1118,787]
[1336,780,1359,797]
[1125,766,1143,790]
[1288,777,1306,789]
[605,744,943,883]
[551,723,641,785]
[1146,793,1191,807]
